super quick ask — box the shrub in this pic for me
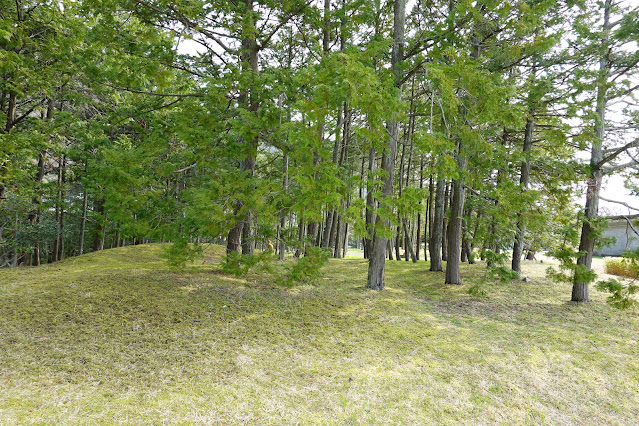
[163,240,204,270]
[277,247,330,287]
[468,283,488,297]
[597,250,639,309]
[220,250,275,276]
[604,257,639,279]
[483,249,518,283]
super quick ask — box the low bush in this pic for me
[604,257,639,279]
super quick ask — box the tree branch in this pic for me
[105,83,205,98]
[258,0,313,50]
[600,196,639,212]
[597,137,639,169]
[620,215,639,238]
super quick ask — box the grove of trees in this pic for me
[1,0,638,302]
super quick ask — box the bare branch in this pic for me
[258,0,313,50]
[600,196,639,212]
[174,163,197,173]
[603,160,639,174]
[620,215,639,238]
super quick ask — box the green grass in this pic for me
[0,244,638,424]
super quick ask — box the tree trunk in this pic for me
[59,156,66,260]
[416,156,424,261]
[226,0,259,255]
[364,145,376,258]
[403,219,417,262]
[429,177,445,271]
[441,181,450,261]
[512,116,534,275]
[91,199,106,252]
[445,145,467,285]
[572,0,611,302]
[226,210,243,253]
[367,0,404,290]
[279,152,289,261]
[79,189,89,255]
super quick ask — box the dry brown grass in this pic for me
[604,257,639,279]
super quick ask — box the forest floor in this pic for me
[0,244,637,424]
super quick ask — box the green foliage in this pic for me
[220,250,276,277]
[596,250,639,309]
[467,282,488,297]
[162,240,203,270]
[546,244,597,287]
[277,247,330,287]
[596,278,639,310]
[483,249,519,283]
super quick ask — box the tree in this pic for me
[570,0,639,302]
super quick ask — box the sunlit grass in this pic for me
[0,244,637,424]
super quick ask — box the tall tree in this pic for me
[367,0,405,290]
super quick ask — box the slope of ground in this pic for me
[0,244,637,424]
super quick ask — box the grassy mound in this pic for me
[0,244,638,424]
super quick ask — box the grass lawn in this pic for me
[0,244,638,424]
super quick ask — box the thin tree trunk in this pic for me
[79,189,89,255]
[429,177,445,271]
[403,219,417,262]
[512,116,534,274]
[279,152,289,261]
[441,181,450,261]
[91,199,106,252]
[367,0,404,290]
[364,145,376,258]
[416,156,424,261]
[445,144,467,285]
[573,0,611,302]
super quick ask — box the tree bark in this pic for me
[429,177,445,271]
[572,0,611,302]
[226,0,259,255]
[364,145,376,258]
[79,189,89,255]
[512,116,534,274]
[445,145,467,284]
[279,152,289,260]
[367,0,404,290]
[91,198,106,252]
[442,181,450,261]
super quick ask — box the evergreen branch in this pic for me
[111,98,183,126]
[606,83,639,102]
[597,137,639,169]
[132,0,235,55]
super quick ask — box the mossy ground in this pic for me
[0,244,637,424]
